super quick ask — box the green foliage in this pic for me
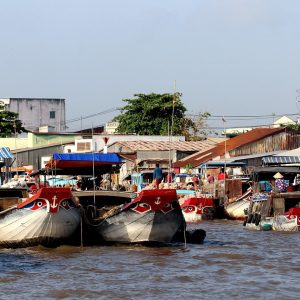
[0,111,27,137]
[286,124,300,131]
[114,93,191,136]
[184,163,194,174]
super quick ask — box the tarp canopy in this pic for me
[0,147,14,168]
[262,156,300,165]
[0,147,14,159]
[45,153,124,175]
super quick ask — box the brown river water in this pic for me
[1,220,299,300]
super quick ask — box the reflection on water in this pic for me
[1,220,300,300]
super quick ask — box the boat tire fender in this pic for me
[255,214,261,226]
[252,213,258,224]
[247,213,253,223]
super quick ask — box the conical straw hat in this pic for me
[273,172,283,179]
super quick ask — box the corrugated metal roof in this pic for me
[118,153,137,161]
[110,140,217,152]
[262,156,300,165]
[173,127,287,168]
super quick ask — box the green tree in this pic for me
[114,93,195,137]
[286,124,300,131]
[0,111,27,137]
[184,163,194,174]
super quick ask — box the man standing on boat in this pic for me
[153,163,163,189]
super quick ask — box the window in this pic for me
[50,111,56,119]
[77,142,92,152]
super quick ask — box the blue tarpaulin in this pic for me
[52,153,123,163]
[45,153,124,175]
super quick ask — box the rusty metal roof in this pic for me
[173,127,288,168]
[118,153,137,161]
[110,140,217,152]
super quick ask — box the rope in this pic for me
[183,221,187,248]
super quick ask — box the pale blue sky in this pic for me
[1,0,300,131]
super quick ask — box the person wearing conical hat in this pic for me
[273,172,283,179]
[274,172,287,192]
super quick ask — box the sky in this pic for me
[1,0,300,132]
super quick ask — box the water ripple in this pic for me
[1,220,300,299]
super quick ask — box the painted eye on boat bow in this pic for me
[131,202,151,214]
[27,199,47,210]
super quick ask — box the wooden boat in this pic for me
[43,153,206,245]
[91,189,187,245]
[244,191,300,232]
[180,195,215,223]
[243,166,300,231]
[0,187,81,248]
[224,187,252,220]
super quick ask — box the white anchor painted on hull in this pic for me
[155,197,161,205]
[50,195,58,209]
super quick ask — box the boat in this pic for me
[90,189,188,245]
[0,187,81,248]
[180,194,215,223]
[243,166,300,232]
[224,187,252,220]
[244,192,300,232]
[43,153,206,245]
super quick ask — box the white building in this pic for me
[0,98,66,132]
[273,116,296,128]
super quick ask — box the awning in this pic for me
[0,147,14,159]
[198,161,246,168]
[253,166,300,174]
[47,153,123,167]
[45,153,124,175]
[262,156,300,165]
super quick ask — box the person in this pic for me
[273,172,287,192]
[218,168,228,181]
[207,174,215,184]
[192,175,200,190]
[153,163,163,189]
[166,172,173,183]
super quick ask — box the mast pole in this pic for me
[169,81,176,177]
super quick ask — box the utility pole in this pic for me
[222,117,227,202]
[13,119,18,175]
[296,90,300,124]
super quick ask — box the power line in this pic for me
[187,112,299,120]
[65,107,121,124]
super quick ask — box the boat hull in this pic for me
[181,196,215,223]
[182,210,203,223]
[225,199,250,220]
[97,207,184,244]
[0,207,81,248]
[224,188,252,220]
[0,188,81,248]
[93,189,185,244]
[272,215,299,231]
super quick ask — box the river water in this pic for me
[1,220,299,300]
